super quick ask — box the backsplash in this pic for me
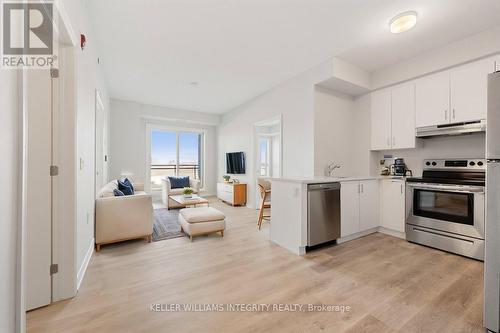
[379,132,485,177]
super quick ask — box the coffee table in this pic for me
[169,195,209,208]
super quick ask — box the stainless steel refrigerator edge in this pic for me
[485,71,500,333]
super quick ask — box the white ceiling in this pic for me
[87,0,500,113]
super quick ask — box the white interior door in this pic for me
[95,90,106,196]
[26,69,53,310]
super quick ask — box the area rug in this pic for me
[152,208,184,242]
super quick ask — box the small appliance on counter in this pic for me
[391,158,412,176]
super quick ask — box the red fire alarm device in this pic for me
[80,34,86,50]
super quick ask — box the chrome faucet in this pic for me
[327,163,341,176]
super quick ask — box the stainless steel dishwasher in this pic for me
[307,183,341,247]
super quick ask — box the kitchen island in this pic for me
[270,176,390,255]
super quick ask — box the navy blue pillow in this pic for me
[168,176,190,189]
[113,189,125,196]
[117,180,134,195]
[122,178,134,192]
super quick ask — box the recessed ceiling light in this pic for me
[189,81,199,87]
[390,11,417,33]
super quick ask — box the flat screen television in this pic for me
[226,152,246,174]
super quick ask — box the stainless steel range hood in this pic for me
[416,119,486,138]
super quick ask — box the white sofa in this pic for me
[162,177,201,209]
[95,180,153,251]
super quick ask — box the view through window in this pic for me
[150,130,202,191]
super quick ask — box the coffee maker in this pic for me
[391,158,412,176]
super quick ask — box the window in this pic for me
[150,130,203,191]
[259,137,270,177]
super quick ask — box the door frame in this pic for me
[94,89,106,197]
[253,114,283,208]
[19,1,78,329]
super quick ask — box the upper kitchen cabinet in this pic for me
[416,58,495,128]
[450,59,492,123]
[391,84,416,149]
[415,71,450,127]
[370,83,416,151]
[495,56,500,72]
[370,88,392,150]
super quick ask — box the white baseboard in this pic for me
[337,228,378,244]
[77,238,94,290]
[378,227,406,239]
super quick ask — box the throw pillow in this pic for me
[113,189,125,196]
[117,179,134,195]
[122,178,134,192]
[168,176,190,189]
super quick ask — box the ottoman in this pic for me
[179,207,226,241]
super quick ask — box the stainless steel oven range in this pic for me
[405,159,485,260]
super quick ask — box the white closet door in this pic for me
[26,70,52,310]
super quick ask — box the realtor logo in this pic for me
[1,0,57,68]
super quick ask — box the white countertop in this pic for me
[270,175,406,184]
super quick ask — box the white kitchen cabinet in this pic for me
[341,180,379,238]
[415,71,450,127]
[370,83,416,151]
[495,56,500,72]
[416,58,495,128]
[391,84,416,149]
[359,180,380,231]
[380,179,405,233]
[450,59,492,123]
[340,181,360,237]
[370,88,392,150]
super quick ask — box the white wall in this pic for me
[109,99,220,195]
[0,71,21,333]
[313,87,355,177]
[372,26,500,89]
[61,0,111,284]
[218,61,332,208]
[313,87,378,178]
[379,134,486,177]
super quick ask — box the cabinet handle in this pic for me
[392,137,395,146]
[401,184,403,194]
[387,137,391,147]
[444,110,448,120]
[453,109,456,120]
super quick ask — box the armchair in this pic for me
[162,177,201,209]
[95,180,153,251]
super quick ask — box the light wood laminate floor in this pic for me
[27,198,484,333]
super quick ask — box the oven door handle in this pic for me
[407,184,484,194]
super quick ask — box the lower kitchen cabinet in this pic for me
[380,179,406,233]
[340,180,379,238]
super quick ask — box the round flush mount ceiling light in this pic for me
[390,11,418,33]
[189,81,199,87]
